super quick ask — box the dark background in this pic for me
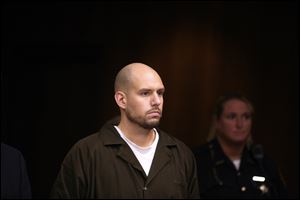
[1,1,298,198]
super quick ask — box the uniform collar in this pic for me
[209,138,256,169]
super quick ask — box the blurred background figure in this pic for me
[1,143,32,199]
[193,92,288,199]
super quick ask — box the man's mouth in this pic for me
[147,109,161,117]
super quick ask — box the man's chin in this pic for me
[143,119,160,129]
[149,117,161,124]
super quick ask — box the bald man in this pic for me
[50,63,200,199]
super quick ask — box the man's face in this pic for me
[216,99,252,145]
[125,71,165,129]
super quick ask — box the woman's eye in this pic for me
[243,113,252,119]
[226,113,236,119]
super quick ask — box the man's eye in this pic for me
[141,92,149,96]
[157,91,164,96]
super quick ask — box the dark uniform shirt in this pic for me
[193,138,288,199]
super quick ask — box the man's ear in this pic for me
[114,91,126,109]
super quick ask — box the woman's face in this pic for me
[216,99,252,145]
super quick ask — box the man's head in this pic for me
[114,63,165,129]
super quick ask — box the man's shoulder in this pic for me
[75,132,100,146]
[75,116,114,137]
[68,132,101,155]
[157,129,194,153]
[70,118,120,153]
[157,129,184,145]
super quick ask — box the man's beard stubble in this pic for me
[126,109,161,129]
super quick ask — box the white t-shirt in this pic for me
[232,159,241,170]
[114,126,159,176]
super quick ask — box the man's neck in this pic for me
[118,120,155,147]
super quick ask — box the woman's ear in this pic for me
[114,91,126,109]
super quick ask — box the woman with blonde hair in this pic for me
[193,92,288,199]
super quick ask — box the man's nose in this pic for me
[151,93,161,106]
